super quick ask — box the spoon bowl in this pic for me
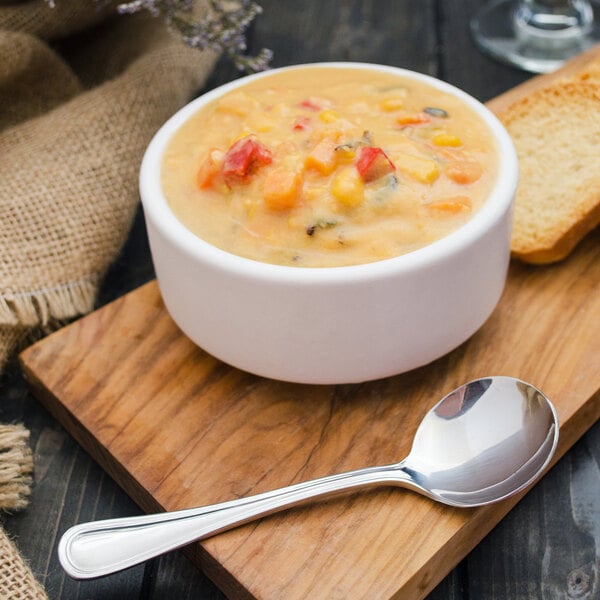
[401,376,559,506]
[58,375,559,579]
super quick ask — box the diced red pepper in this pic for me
[292,116,311,131]
[221,136,272,185]
[299,96,331,111]
[356,146,396,182]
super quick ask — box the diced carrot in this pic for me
[263,169,303,210]
[396,111,431,127]
[196,149,224,189]
[427,196,472,214]
[356,146,396,182]
[305,140,338,175]
[445,160,483,184]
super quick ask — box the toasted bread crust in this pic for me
[510,194,600,263]
[499,75,600,264]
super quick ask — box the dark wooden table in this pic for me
[2,2,599,598]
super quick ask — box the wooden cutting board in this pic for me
[20,47,600,600]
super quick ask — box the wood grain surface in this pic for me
[18,48,600,599]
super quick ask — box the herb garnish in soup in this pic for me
[162,67,498,267]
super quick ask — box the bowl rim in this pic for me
[140,61,518,285]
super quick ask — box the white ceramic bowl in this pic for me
[140,63,518,384]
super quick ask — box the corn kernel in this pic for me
[334,145,356,162]
[318,109,340,123]
[432,133,462,147]
[379,97,404,111]
[331,168,364,207]
[393,152,439,183]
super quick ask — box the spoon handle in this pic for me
[59,463,410,579]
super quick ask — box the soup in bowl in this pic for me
[140,63,518,384]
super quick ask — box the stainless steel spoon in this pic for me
[58,375,559,580]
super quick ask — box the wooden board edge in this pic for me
[19,359,162,514]
[19,353,261,599]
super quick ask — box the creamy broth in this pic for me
[162,67,499,267]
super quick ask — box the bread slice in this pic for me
[568,61,600,84]
[499,79,600,264]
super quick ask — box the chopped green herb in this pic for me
[334,131,373,153]
[335,142,358,152]
[306,218,338,236]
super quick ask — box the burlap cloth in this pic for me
[0,1,218,596]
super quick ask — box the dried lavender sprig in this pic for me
[45,0,271,72]
[116,0,272,72]
[116,0,194,17]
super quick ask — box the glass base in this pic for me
[471,0,600,73]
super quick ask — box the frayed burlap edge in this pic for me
[0,276,99,327]
[0,424,33,512]
[0,276,100,375]
[0,427,47,599]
